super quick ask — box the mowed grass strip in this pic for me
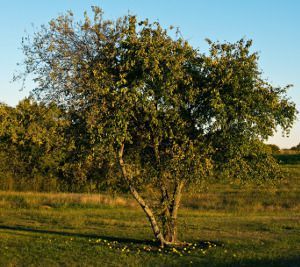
[0,163,299,266]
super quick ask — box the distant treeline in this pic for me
[290,143,300,151]
[0,98,113,192]
[0,98,297,192]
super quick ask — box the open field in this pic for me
[0,159,299,266]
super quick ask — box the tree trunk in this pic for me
[169,181,185,243]
[160,182,172,242]
[117,144,166,246]
[159,181,185,243]
[161,215,173,242]
[117,143,186,247]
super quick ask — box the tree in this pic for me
[267,144,280,154]
[0,98,67,191]
[17,7,297,246]
[291,143,300,150]
[197,40,296,182]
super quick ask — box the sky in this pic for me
[0,0,299,148]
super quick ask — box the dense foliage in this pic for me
[2,7,297,246]
[0,99,68,191]
[291,143,300,150]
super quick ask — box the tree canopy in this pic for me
[15,7,297,246]
[0,98,67,190]
[291,143,300,150]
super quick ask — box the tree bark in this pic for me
[169,181,185,243]
[159,181,185,243]
[117,143,167,246]
[117,143,186,247]
[160,185,172,242]
[154,142,173,242]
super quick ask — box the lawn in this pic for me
[0,161,299,266]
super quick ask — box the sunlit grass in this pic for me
[0,191,137,209]
[0,163,299,266]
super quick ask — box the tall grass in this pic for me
[1,155,299,213]
[1,163,299,213]
[0,191,137,210]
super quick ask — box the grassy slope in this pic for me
[0,159,299,266]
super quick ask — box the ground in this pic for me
[0,158,299,266]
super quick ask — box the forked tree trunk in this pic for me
[160,181,184,243]
[117,144,166,246]
[117,144,185,247]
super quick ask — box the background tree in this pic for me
[267,144,281,154]
[0,98,67,191]
[17,7,297,246]
[291,143,300,150]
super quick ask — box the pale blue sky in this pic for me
[0,0,299,148]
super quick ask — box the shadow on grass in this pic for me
[0,224,156,245]
[0,224,222,249]
[1,224,298,266]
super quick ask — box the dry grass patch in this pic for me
[0,191,137,209]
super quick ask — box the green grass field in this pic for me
[0,158,299,266]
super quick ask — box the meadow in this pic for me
[0,156,299,266]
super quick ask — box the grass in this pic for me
[0,158,299,266]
